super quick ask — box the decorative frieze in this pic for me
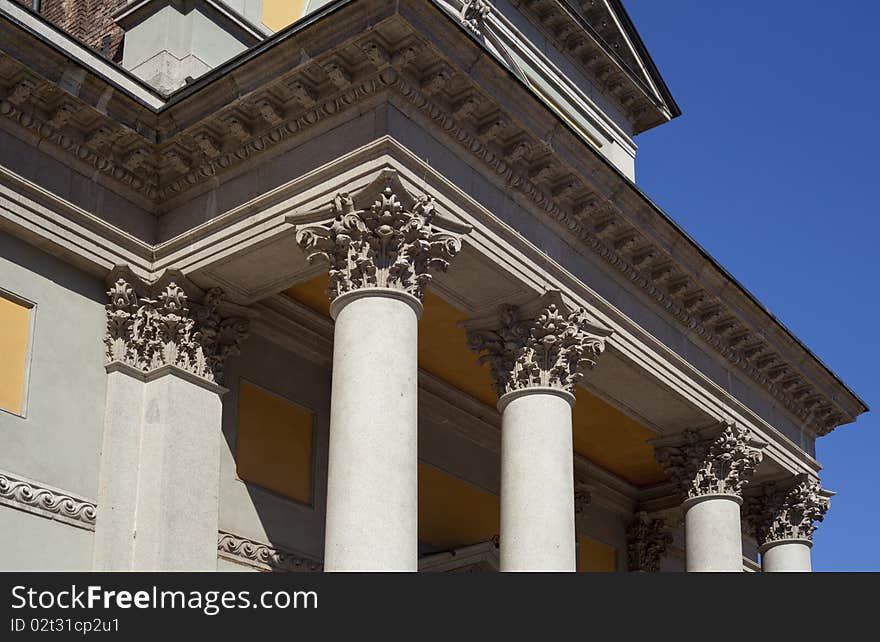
[464,291,611,397]
[105,273,249,385]
[295,174,467,302]
[217,531,322,572]
[0,470,97,531]
[653,423,766,502]
[745,476,832,549]
[626,512,672,573]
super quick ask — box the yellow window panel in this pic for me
[578,535,617,572]
[237,381,313,505]
[0,294,31,416]
[418,464,500,550]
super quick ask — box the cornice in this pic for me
[0,0,864,436]
[0,469,97,531]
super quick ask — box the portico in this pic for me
[0,0,865,574]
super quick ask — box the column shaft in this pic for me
[761,541,812,572]
[323,291,420,571]
[684,495,743,572]
[499,389,576,572]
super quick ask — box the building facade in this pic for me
[0,0,867,572]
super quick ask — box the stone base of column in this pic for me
[93,364,224,571]
[498,387,576,572]
[683,494,744,572]
[760,539,812,572]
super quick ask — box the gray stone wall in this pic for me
[0,232,105,570]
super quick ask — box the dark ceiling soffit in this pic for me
[1,0,867,414]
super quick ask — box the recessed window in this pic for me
[236,381,313,505]
[0,291,33,417]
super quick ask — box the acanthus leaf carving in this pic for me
[626,511,672,573]
[105,276,248,385]
[745,475,831,549]
[295,175,466,302]
[465,291,611,397]
[653,422,765,502]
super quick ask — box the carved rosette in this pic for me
[465,292,610,397]
[295,180,465,303]
[745,476,831,549]
[105,276,249,385]
[626,512,672,573]
[654,423,765,503]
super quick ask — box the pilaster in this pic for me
[93,269,249,570]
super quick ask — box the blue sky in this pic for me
[624,0,878,571]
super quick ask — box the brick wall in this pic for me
[16,0,128,62]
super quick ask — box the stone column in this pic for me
[626,511,672,573]
[465,293,611,571]
[295,175,467,571]
[745,474,832,572]
[653,423,766,572]
[93,271,248,570]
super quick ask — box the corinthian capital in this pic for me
[294,173,469,303]
[653,422,766,502]
[745,475,832,549]
[626,512,672,573]
[105,271,249,385]
[463,291,612,397]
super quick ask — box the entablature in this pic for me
[0,0,865,444]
